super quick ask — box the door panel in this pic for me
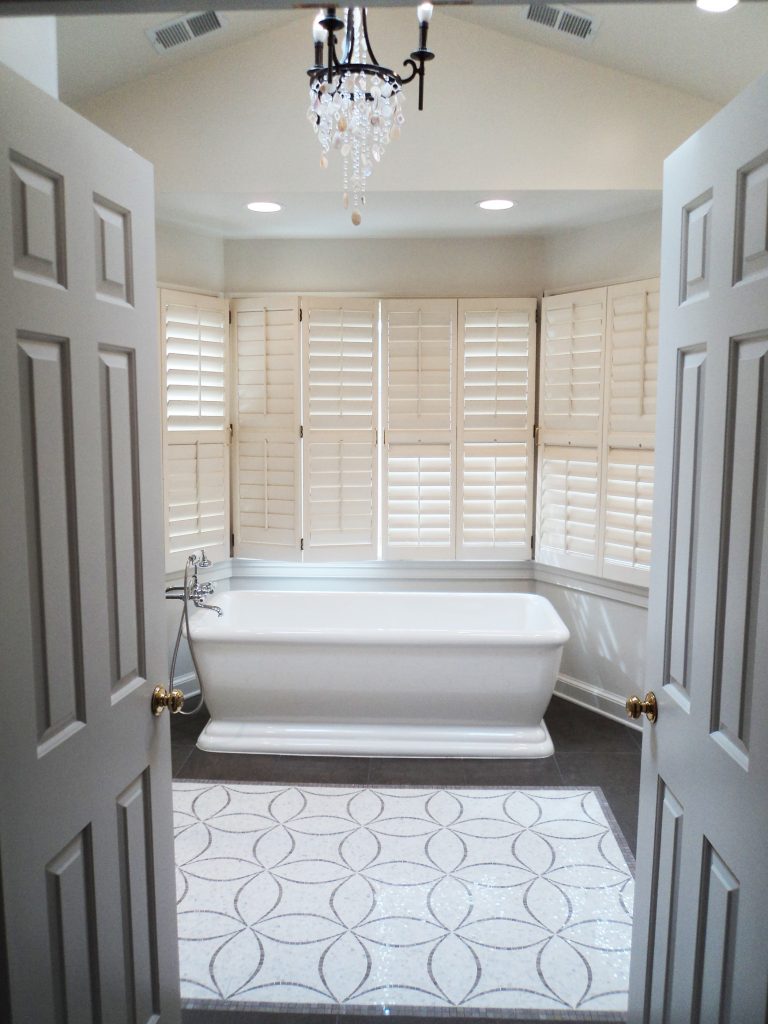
[629,74,768,1024]
[0,65,180,1022]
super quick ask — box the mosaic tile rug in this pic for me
[174,783,634,1017]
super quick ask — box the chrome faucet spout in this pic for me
[200,603,223,617]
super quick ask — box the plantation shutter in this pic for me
[160,288,230,572]
[457,298,537,559]
[540,287,606,445]
[302,297,378,560]
[382,299,457,559]
[536,446,600,573]
[231,295,301,559]
[600,279,659,584]
[601,447,654,583]
[536,287,606,572]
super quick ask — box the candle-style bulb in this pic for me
[313,11,328,42]
[417,2,433,25]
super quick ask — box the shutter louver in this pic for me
[166,441,227,562]
[384,300,455,433]
[236,434,300,557]
[601,448,654,584]
[460,442,530,558]
[161,289,230,572]
[304,437,376,556]
[164,300,226,433]
[457,299,536,560]
[537,445,600,573]
[231,296,301,559]
[385,444,453,559]
[302,298,378,560]
[234,302,297,433]
[541,288,606,445]
[460,301,535,432]
[382,300,457,559]
[606,280,659,444]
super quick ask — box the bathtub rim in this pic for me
[185,589,571,647]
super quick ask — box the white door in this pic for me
[0,66,181,1022]
[629,74,768,1021]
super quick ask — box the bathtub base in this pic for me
[196,719,554,759]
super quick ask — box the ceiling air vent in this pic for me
[524,4,598,43]
[146,11,226,54]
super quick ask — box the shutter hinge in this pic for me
[535,306,540,325]
[300,537,304,551]
[534,424,540,445]
[229,423,234,443]
[299,308,303,322]
[231,532,235,549]
[299,424,304,439]
[531,534,534,553]
[229,309,232,324]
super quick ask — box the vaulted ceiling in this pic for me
[58,3,768,238]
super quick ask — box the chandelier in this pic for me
[307,4,434,225]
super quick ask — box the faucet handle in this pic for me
[200,582,215,595]
[198,549,212,568]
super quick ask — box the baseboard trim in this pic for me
[171,671,200,700]
[554,673,641,732]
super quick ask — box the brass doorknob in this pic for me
[626,691,657,723]
[152,685,185,716]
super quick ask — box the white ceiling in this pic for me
[156,189,662,239]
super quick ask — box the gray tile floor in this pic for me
[173,696,641,1024]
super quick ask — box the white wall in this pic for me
[225,236,546,297]
[0,17,58,98]
[156,221,225,294]
[543,208,661,293]
[76,11,716,195]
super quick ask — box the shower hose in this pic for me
[169,555,206,717]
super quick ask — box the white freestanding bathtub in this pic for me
[187,591,569,758]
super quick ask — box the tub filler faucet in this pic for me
[164,552,223,617]
[190,579,222,617]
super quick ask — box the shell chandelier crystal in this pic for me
[307,4,434,225]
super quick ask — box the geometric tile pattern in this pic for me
[175,783,633,1015]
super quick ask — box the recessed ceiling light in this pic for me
[476,199,516,211]
[696,0,738,11]
[246,201,282,213]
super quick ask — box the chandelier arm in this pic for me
[341,8,355,65]
[397,57,420,86]
[361,8,381,68]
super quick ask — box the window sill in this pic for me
[168,558,648,609]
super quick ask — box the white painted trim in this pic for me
[165,558,647,607]
[170,670,200,699]
[554,672,642,732]
[534,563,649,608]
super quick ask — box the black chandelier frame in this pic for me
[307,6,434,111]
